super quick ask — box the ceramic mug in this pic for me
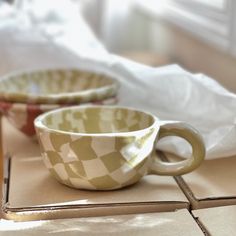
[34,105,205,190]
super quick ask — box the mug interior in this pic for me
[0,69,114,95]
[41,107,155,134]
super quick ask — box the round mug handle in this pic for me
[149,121,205,176]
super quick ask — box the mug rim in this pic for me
[34,105,159,137]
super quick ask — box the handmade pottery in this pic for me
[34,105,205,190]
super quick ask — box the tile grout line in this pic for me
[158,151,199,209]
[189,211,211,236]
[158,151,210,235]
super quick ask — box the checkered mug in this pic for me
[34,105,205,190]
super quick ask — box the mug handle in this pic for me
[149,121,205,176]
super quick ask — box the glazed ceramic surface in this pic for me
[35,106,205,190]
[0,97,117,136]
[0,69,119,104]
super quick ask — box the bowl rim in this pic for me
[0,68,119,104]
[0,96,118,111]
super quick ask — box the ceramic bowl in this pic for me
[0,69,119,104]
[0,97,117,136]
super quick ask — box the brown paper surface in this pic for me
[3,155,189,221]
[193,206,236,236]
[0,115,3,219]
[0,209,204,236]
[2,118,40,158]
[1,118,40,219]
[165,152,236,209]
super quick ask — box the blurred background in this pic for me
[2,0,236,91]
[80,0,236,92]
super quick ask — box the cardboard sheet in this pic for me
[193,206,236,236]
[165,152,236,209]
[3,156,189,221]
[0,209,204,236]
[0,115,3,220]
[2,118,40,158]
[1,118,39,219]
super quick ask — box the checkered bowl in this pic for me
[0,68,119,104]
[0,97,117,137]
[34,105,158,190]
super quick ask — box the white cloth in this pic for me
[1,1,236,159]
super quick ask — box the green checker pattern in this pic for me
[37,107,156,190]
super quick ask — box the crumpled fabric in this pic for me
[1,1,236,159]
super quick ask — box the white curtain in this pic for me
[13,0,150,53]
[81,0,150,53]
